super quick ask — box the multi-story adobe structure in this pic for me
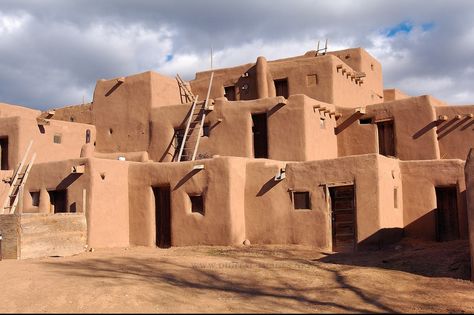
[0,47,473,279]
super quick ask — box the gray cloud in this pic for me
[0,0,473,109]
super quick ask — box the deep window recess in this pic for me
[359,118,372,125]
[30,191,40,207]
[394,187,398,209]
[202,124,210,137]
[49,190,67,213]
[274,79,289,98]
[190,195,204,215]
[293,191,311,210]
[224,86,236,101]
[173,128,185,161]
[53,133,62,144]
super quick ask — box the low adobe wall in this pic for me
[0,213,86,259]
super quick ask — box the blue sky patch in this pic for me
[166,54,173,62]
[385,21,413,37]
[421,22,435,31]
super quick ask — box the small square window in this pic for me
[53,133,62,144]
[224,85,236,101]
[30,191,40,207]
[293,191,311,210]
[190,195,204,215]
[306,74,318,86]
[359,118,372,125]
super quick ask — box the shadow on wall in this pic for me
[43,251,398,313]
[56,173,82,190]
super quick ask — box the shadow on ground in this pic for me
[318,238,471,280]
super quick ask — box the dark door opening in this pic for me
[377,120,395,157]
[224,85,236,101]
[274,79,289,98]
[154,186,171,248]
[435,186,459,242]
[173,129,185,161]
[0,137,8,170]
[251,113,268,158]
[330,185,356,252]
[49,190,68,213]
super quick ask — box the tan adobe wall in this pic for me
[0,102,39,119]
[128,157,246,246]
[336,96,441,160]
[464,149,474,281]
[51,103,93,124]
[21,158,129,248]
[400,159,467,240]
[383,88,410,101]
[0,116,96,168]
[190,48,381,108]
[435,105,474,160]
[149,95,337,163]
[92,71,181,153]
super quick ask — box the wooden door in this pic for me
[377,120,395,157]
[435,187,459,242]
[154,186,171,248]
[330,185,356,252]
[252,113,268,158]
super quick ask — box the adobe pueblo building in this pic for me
[1,47,474,277]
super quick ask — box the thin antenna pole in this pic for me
[210,45,213,70]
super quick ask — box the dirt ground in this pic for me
[0,239,473,313]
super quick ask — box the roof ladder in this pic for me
[176,72,214,162]
[176,74,196,104]
[1,140,36,214]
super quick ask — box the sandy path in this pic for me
[0,241,473,313]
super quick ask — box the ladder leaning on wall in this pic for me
[1,140,36,214]
[175,72,214,162]
[176,74,196,104]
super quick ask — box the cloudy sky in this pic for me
[1,0,474,110]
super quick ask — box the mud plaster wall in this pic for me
[336,96,440,160]
[0,116,96,168]
[464,149,474,281]
[92,71,180,153]
[128,157,245,247]
[284,155,380,247]
[400,159,467,240]
[383,89,409,101]
[435,105,474,160]
[52,103,94,124]
[150,95,335,163]
[23,158,129,248]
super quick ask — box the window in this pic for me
[359,118,372,125]
[224,85,236,101]
[307,74,318,86]
[394,187,398,209]
[202,124,210,137]
[0,137,8,170]
[320,117,326,129]
[30,191,40,207]
[190,195,204,215]
[86,129,91,144]
[53,133,62,144]
[293,191,311,210]
[274,79,289,98]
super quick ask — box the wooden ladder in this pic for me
[176,74,196,104]
[176,72,214,162]
[1,140,36,214]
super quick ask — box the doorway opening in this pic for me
[0,137,8,170]
[377,120,395,157]
[329,185,356,252]
[153,186,171,248]
[251,113,268,158]
[435,186,459,242]
[274,78,289,98]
